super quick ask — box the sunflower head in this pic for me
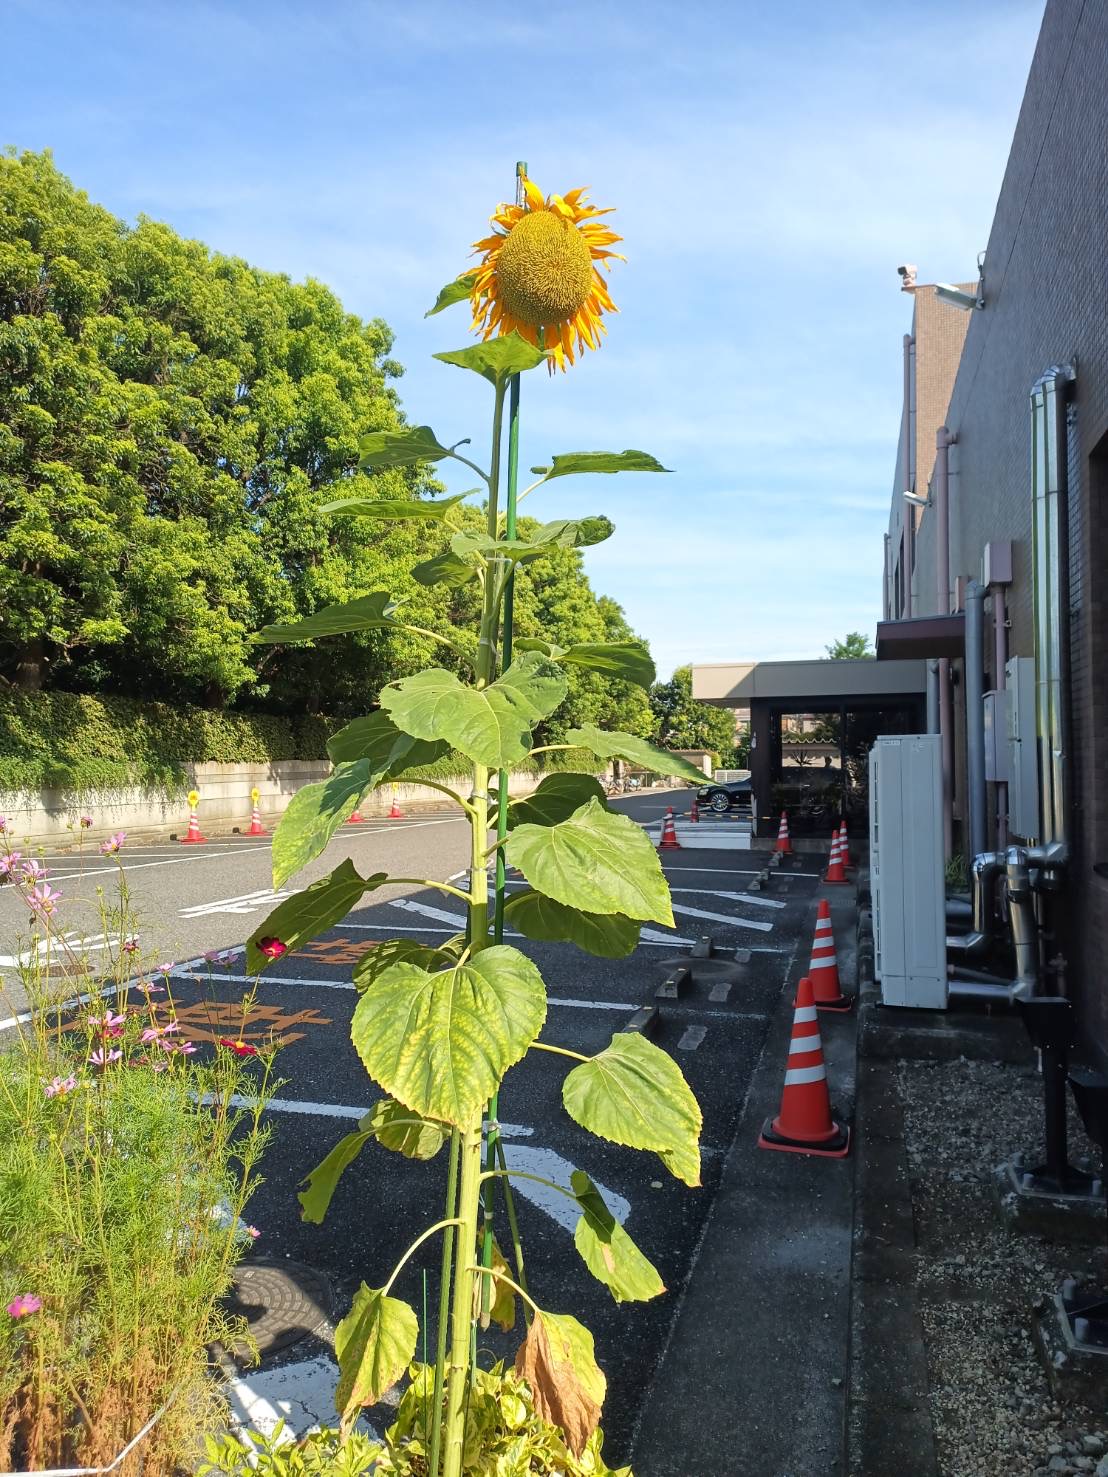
[469,176,623,372]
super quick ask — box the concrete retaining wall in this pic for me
[0,761,555,845]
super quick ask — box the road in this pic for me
[0,791,823,1462]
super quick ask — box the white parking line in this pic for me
[176,969,636,1012]
[663,863,823,879]
[668,887,786,911]
[670,901,773,933]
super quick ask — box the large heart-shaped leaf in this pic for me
[355,426,455,470]
[246,859,383,973]
[352,939,454,991]
[544,450,671,480]
[335,1284,418,1430]
[425,272,478,317]
[450,529,545,565]
[298,1129,372,1224]
[504,891,640,959]
[380,656,566,769]
[326,710,449,771]
[514,1311,604,1457]
[505,798,673,926]
[351,946,547,1126]
[562,1032,702,1187]
[532,516,614,549]
[508,773,607,830]
[255,592,402,644]
[564,725,708,784]
[570,1170,665,1303]
[411,548,479,589]
[434,332,549,386]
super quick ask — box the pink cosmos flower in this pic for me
[89,1046,122,1067]
[99,832,126,856]
[20,859,46,883]
[140,1027,161,1043]
[0,853,22,882]
[79,815,93,829]
[121,937,139,955]
[257,937,287,960]
[159,1020,181,1036]
[89,1011,126,1038]
[44,1074,78,1098]
[0,817,6,833]
[218,1037,259,1057]
[137,981,166,996]
[27,883,61,918]
[157,961,173,975]
[246,1226,260,1240]
[7,1294,41,1318]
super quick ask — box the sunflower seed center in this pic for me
[495,210,594,327]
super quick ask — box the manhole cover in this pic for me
[224,1258,333,1361]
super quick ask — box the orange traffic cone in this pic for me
[658,806,681,850]
[824,829,847,884]
[246,787,267,837]
[387,788,404,820]
[345,799,366,825]
[839,819,852,867]
[689,795,700,823]
[180,790,206,845]
[774,811,792,855]
[759,976,850,1157]
[809,899,851,1011]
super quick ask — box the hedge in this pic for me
[0,690,599,796]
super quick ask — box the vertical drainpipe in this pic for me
[883,532,891,621]
[902,335,914,617]
[926,660,940,734]
[935,426,955,857]
[965,580,988,860]
[993,585,1009,846]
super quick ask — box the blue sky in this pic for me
[4,0,1044,677]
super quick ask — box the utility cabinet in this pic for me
[869,734,947,1009]
[1005,655,1040,840]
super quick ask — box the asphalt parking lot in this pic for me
[0,792,824,1461]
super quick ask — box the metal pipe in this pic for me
[935,427,954,856]
[948,978,1018,1004]
[883,532,891,621]
[926,660,940,734]
[1006,845,1040,1000]
[902,334,914,617]
[966,580,988,861]
[947,849,1005,960]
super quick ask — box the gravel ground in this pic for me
[900,1057,1108,1477]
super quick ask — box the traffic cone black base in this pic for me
[758,1119,850,1157]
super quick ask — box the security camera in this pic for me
[897,264,918,291]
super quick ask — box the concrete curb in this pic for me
[632,882,858,1477]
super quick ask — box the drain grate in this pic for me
[224,1258,333,1362]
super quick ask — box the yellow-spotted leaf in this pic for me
[562,1033,702,1187]
[570,1170,665,1303]
[335,1284,418,1433]
[351,946,547,1127]
[505,798,673,926]
[360,1097,448,1161]
[503,891,640,959]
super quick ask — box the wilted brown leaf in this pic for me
[514,1310,603,1455]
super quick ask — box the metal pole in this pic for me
[936,427,954,858]
[965,579,988,861]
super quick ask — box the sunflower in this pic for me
[469,176,623,372]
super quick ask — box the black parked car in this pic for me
[695,777,752,813]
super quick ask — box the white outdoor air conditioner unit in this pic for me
[869,733,947,1009]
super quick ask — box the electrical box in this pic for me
[1005,656,1039,839]
[983,691,1009,781]
[869,734,947,1009]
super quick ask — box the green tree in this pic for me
[649,664,736,756]
[825,631,873,659]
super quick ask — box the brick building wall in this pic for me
[887,0,1108,1052]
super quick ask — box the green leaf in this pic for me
[425,272,478,317]
[351,945,547,1127]
[298,1129,372,1224]
[410,548,479,589]
[352,939,453,991]
[355,426,455,470]
[532,516,614,549]
[564,724,709,784]
[544,450,672,480]
[504,890,640,959]
[449,529,544,565]
[321,494,466,520]
[326,709,448,771]
[271,760,375,888]
[570,1170,665,1303]
[488,1238,517,1332]
[246,858,383,973]
[434,331,549,387]
[562,1033,702,1187]
[335,1284,418,1426]
[507,773,607,830]
[505,798,673,926]
[255,591,402,644]
[360,1097,448,1160]
[380,655,566,769]
[559,642,655,688]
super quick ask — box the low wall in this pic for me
[0,761,556,846]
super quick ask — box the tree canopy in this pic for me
[0,150,653,741]
[649,665,736,758]
[825,631,873,659]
